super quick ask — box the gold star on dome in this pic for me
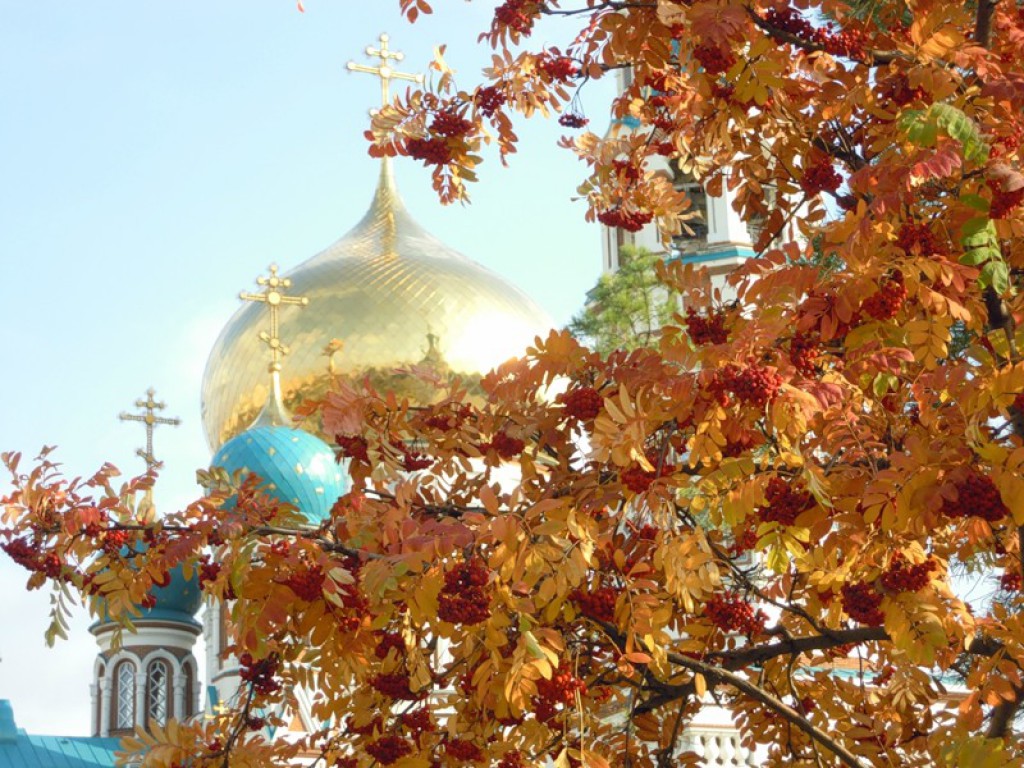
[119,388,180,471]
[240,265,309,373]
[346,33,424,111]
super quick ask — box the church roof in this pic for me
[0,701,118,768]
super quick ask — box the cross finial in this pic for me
[346,33,425,111]
[239,264,309,373]
[119,388,181,471]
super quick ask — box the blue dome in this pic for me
[211,424,346,523]
[142,564,203,625]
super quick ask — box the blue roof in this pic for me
[0,701,119,768]
[211,425,347,524]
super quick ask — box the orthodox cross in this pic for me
[346,33,424,110]
[119,388,181,471]
[239,264,309,372]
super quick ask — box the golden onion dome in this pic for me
[201,160,553,451]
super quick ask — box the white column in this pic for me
[173,669,186,721]
[99,677,112,737]
[89,681,99,736]
[135,673,146,729]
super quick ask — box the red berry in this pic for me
[941,471,1008,522]
[684,306,728,345]
[559,386,603,421]
[704,592,767,636]
[841,581,884,626]
[757,477,813,526]
[365,735,412,765]
[475,85,507,117]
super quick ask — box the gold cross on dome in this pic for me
[240,264,309,372]
[346,33,424,110]
[119,388,181,471]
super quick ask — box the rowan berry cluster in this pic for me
[569,585,619,623]
[445,738,485,762]
[693,43,736,75]
[345,715,382,736]
[1000,571,1022,592]
[895,222,944,257]
[763,6,868,60]
[789,332,820,375]
[494,0,533,34]
[245,715,266,731]
[284,564,325,602]
[799,158,843,196]
[365,735,412,766]
[558,386,603,421]
[757,476,813,526]
[941,471,1008,522]
[710,362,783,408]
[370,672,423,701]
[400,707,434,734]
[438,558,491,625]
[704,592,767,636]
[620,464,657,494]
[197,557,221,588]
[335,434,369,463]
[879,553,937,593]
[334,759,358,768]
[539,55,579,82]
[877,74,926,106]
[684,306,729,345]
[474,85,507,117]
[487,431,525,459]
[374,631,405,660]
[989,178,1024,220]
[101,529,130,554]
[730,526,758,554]
[430,110,472,138]
[2,538,50,575]
[535,665,587,714]
[238,653,281,695]
[861,271,907,321]
[840,582,885,626]
[597,207,654,232]
[558,113,589,128]
[406,137,452,166]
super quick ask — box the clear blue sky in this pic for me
[0,1,610,734]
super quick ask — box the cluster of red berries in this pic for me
[400,707,434,734]
[895,222,944,257]
[284,564,325,602]
[989,178,1024,220]
[2,538,49,575]
[861,271,907,321]
[789,332,820,375]
[620,464,657,494]
[569,585,619,623]
[397,444,433,472]
[730,526,759,554]
[374,631,405,660]
[423,404,472,432]
[494,0,533,34]
[799,158,843,196]
[430,110,472,138]
[335,434,369,463]
[101,529,130,554]
[445,738,485,762]
[693,43,736,75]
[757,476,813,527]
[710,362,783,408]
[475,85,507,117]
[539,55,579,82]
[1000,571,1022,592]
[879,553,937,593]
[763,6,868,61]
[334,758,358,768]
[941,472,1009,522]
[535,665,587,719]
[487,431,525,459]
[704,592,767,636]
[597,207,654,232]
[558,112,589,128]
[840,581,885,626]
[438,557,491,625]
[370,671,423,701]
[406,137,452,166]
[684,306,729,345]
[245,715,266,731]
[238,653,281,695]
[559,386,603,421]
[365,735,412,766]
[198,557,222,589]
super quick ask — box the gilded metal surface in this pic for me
[201,160,553,451]
[119,388,181,470]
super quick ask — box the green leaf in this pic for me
[899,109,936,147]
[979,260,1010,294]
[959,193,991,212]
[931,104,989,164]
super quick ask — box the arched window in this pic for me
[115,661,136,729]
[146,660,169,726]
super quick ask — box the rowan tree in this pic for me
[5,1,1024,767]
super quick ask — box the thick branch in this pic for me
[974,0,999,48]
